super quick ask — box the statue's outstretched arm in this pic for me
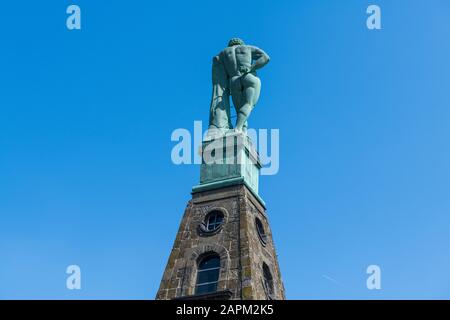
[250,46,270,72]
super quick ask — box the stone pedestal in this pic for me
[156,132,285,300]
[193,132,263,205]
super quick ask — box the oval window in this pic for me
[199,210,225,235]
[255,217,267,245]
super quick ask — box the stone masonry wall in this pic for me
[155,184,285,300]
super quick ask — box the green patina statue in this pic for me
[208,38,270,135]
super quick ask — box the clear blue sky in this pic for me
[1,0,450,299]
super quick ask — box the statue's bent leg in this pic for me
[235,74,261,132]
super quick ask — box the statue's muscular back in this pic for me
[221,45,253,77]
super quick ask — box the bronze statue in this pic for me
[209,38,270,135]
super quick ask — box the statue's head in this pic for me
[228,38,245,47]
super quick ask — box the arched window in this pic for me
[205,211,224,232]
[255,217,267,245]
[195,254,221,294]
[262,263,274,298]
